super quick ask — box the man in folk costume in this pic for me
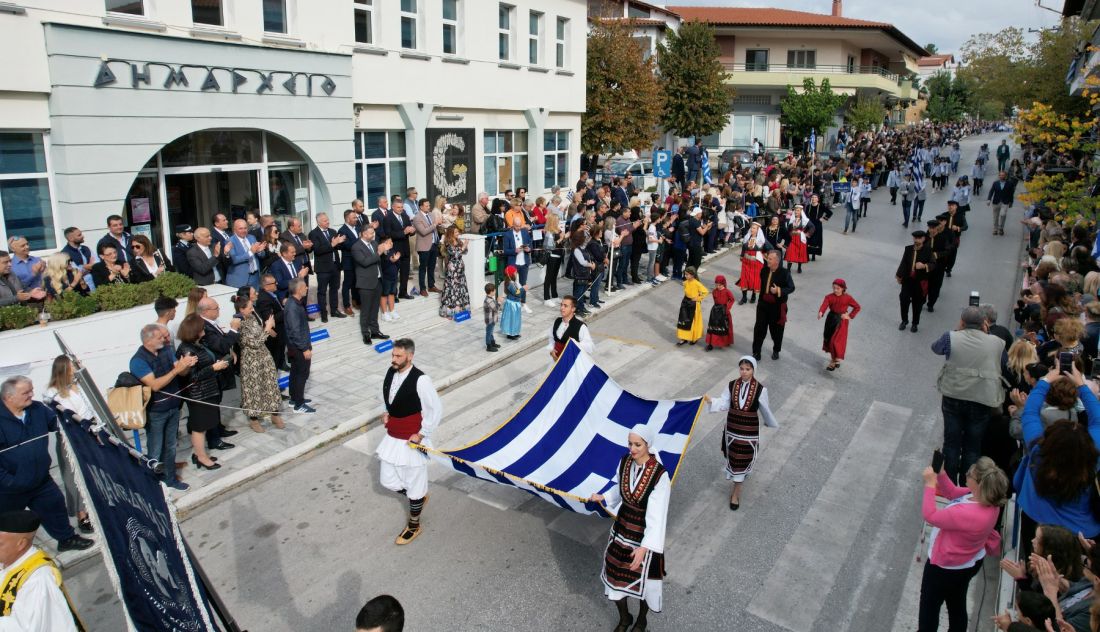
[547,295,594,361]
[738,223,767,305]
[896,230,934,333]
[706,356,779,510]
[589,424,670,632]
[0,510,81,631]
[784,205,813,274]
[751,250,795,361]
[925,219,949,313]
[377,338,442,545]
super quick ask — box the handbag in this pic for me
[106,383,151,430]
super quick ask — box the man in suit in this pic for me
[370,196,388,236]
[279,218,314,284]
[337,209,361,316]
[352,198,370,228]
[256,273,289,371]
[611,178,630,212]
[685,140,702,185]
[671,147,686,187]
[171,224,194,279]
[351,225,390,344]
[271,242,308,301]
[97,214,133,265]
[412,199,440,294]
[210,213,233,280]
[225,219,265,289]
[186,228,225,285]
[382,199,415,299]
[502,216,533,314]
[986,170,1016,236]
[308,212,347,323]
[196,297,240,449]
[752,250,796,361]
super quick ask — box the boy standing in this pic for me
[483,282,500,352]
[380,236,401,322]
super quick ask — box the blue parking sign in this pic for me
[653,150,672,178]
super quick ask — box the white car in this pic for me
[606,159,657,191]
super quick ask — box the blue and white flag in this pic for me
[809,128,816,154]
[425,340,703,517]
[910,148,924,191]
[701,147,712,185]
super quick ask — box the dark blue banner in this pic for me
[58,411,217,632]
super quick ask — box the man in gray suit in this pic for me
[351,225,390,345]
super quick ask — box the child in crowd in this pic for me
[499,265,524,340]
[380,236,400,321]
[484,282,500,352]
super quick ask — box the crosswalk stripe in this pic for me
[671,383,836,587]
[746,401,913,632]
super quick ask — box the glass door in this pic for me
[268,165,310,232]
[164,170,260,238]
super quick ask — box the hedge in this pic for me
[0,272,196,331]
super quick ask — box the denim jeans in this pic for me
[146,407,181,484]
[485,322,496,347]
[941,396,992,484]
[589,270,603,305]
[901,200,912,226]
[645,249,657,280]
[573,280,588,311]
[913,198,926,220]
[615,244,632,286]
[844,203,859,232]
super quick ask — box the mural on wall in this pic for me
[425,128,475,206]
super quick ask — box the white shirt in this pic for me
[512,231,526,266]
[601,462,671,553]
[546,318,595,356]
[0,547,77,632]
[377,366,444,467]
[41,386,94,422]
[708,383,779,429]
[237,236,258,273]
[197,244,221,282]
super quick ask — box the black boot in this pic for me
[614,599,633,632]
[632,601,650,632]
[750,292,757,304]
[739,292,748,305]
[797,264,803,273]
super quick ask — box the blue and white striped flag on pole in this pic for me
[809,128,816,155]
[423,340,704,516]
[701,147,712,185]
[910,148,924,191]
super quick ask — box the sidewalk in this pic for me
[54,246,740,570]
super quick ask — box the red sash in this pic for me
[386,412,423,440]
[553,341,566,358]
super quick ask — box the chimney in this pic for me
[832,0,842,16]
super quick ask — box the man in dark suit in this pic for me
[351,225,390,344]
[502,216,533,311]
[611,178,630,213]
[171,224,194,279]
[97,214,134,265]
[279,219,313,282]
[337,209,361,316]
[381,199,415,299]
[195,297,240,449]
[186,228,225,285]
[210,212,232,280]
[752,249,796,361]
[671,148,686,188]
[986,170,1016,236]
[256,273,289,371]
[271,242,307,301]
[370,197,388,235]
[308,212,347,323]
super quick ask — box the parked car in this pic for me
[717,148,754,174]
[599,159,657,191]
[764,149,792,162]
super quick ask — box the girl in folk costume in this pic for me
[738,223,768,305]
[705,275,735,352]
[817,279,861,371]
[706,355,779,510]
[499,265,524,340]
[589,424,671,632]
[785,205,814,274]
[676,266,709,346]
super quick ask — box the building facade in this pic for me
[0,0,586,255]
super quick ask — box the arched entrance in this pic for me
[121,129,323,250]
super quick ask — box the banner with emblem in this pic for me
[57,410,217,632]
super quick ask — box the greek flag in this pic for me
[701,147,713,185]
[426,340,704,516]
[909,148,924,191]
[809,128,816,154]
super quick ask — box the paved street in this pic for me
[67,133,1020,631]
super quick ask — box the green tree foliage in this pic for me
[925,72,972,122]
[925,43,939,54]
[656,20,732,139]
[779,78,847,145]
[583,19,665,154]
[846,96,886,132]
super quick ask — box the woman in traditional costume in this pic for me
[817,278,861,371]
[784,205,813,274]
[590,424,670,632]
[705,275,734,351]
[676,266,708,346]
[738,223,767,305]
[806,193,830,261]
[706,356,779,510]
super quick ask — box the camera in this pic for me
[968,291,980,307]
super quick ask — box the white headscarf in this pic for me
[629,423,655,448]
[738,355,758,372]
[788,205,810,228]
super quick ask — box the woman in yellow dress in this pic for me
[676,266,709,346]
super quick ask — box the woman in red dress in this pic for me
[738,223,766,305]
[817,278,861,371]
[785,205,813,274]
[706,275,735,351]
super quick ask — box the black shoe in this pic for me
[363,337,373,345]
[910,324,919,333]
[752,353,761,361]
[278,364,292,372]
[192,454,222,470]
[705,344,713,351]
[209,441,235,450]
[771,351,780,360]
[487,346,498,352]
[220,428,238,437]
[58,536,94,552]
[506,335,520,340]
[332,311,347,319]
[739,295,748,305]
[927,305,935,313]
[749,295,757,304]
[321,315,329,323]
[77,517,94,534]
[371,332,390,340]
[899,322,908,331]
[614,613,634,632]
[729,502,740,511]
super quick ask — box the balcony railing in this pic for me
[722,63,901,84]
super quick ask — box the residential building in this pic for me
[917,54,957,81]
[0,0,586,257]
[670,2,926,150]
[586,0,681,59]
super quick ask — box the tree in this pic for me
[779,78,847,148]
[925,43,939,54]
[958,26,1027,113]
[1015,95,1100,222]
[846,96,886,132]
[656,20,732,140]
[924,72,971,122]
[582,19,665,154]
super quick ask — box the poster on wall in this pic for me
[131,223,153,241]
[425,128,476,207]
[131,198,151,223]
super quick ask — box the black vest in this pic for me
[552,317,585,345]
[383,366,424,417]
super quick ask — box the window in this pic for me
[745,49,768,71]
[786,50,816,69]
[0,133,55,251]
[627,2,649,18]
[191,0,222,26]
[847,55,856,73]
[498,4,514,61]
[484,130,527,196]
[106,0,143,15]
[632,36,653,61]
[262,0,287,33]
[543,131,569,189]
[354,131,408,211]
[400,0,418,50]
[442,0,459,56]
[528,11,542,65]
[555,17,568,68]
[354,0,374,45]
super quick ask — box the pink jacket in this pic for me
[922,470,1001,568]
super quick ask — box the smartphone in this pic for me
[968,291,980,307]
[1091,358,1100,380]
[1059,351,1075,374]
[931,449,944,474]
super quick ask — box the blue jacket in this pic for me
[502,229,533,267]
[284,298,312,351]
[0,401,57,494]
[224,234,260,288]
[1016,380,1100,536]
[270,258,300,300]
